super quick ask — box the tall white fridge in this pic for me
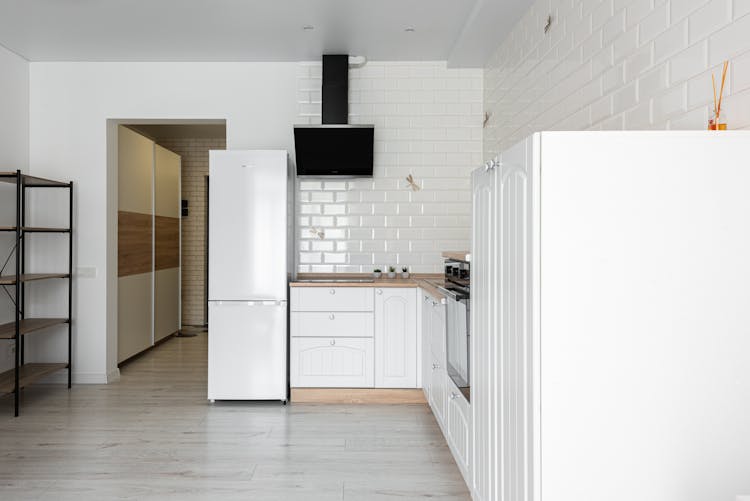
[207,150,289,402]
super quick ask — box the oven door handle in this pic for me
[436,285,469,301]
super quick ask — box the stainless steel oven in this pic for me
[440,258,470,402]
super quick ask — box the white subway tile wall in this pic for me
[296,62,483,274]
[484,0,750,156]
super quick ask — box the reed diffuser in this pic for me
[709,61,729,130]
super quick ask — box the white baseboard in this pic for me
[107,368,121,383]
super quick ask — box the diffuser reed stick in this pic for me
[709,61,729,130]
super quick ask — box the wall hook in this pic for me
[405,174,421,192]
[308,227,325,239]
[544,15,553,34]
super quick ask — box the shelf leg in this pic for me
[14,170,21,417]
[20,179,25,367]
[68,181,73,389]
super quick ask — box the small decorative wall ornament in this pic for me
[709,61,729,130]
[544,15,553,34]
[405,174,421,192]
[309,227,325,239]
[483,111,491,128]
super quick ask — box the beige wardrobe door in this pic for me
[118,126,154,363]
[154,144,181,342]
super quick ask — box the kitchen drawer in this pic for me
[290,337,374,388]
[291,311,374,338]
[291,287,374,312]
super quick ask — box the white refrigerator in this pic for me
[207,150,289,402]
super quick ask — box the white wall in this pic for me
[0,45,29,373]
[28,62,299,382]
[483,0,750,156]
[296,62,483,274]
[27,60,480,383]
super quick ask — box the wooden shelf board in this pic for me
[0,226,71,233]
[0,273,70,285]
[0,363,68,395]
[0,172,69,187]
[0,318,69,340]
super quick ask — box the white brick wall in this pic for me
[484,0,750,156]
[296,62,483,274]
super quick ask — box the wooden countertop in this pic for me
[441,250,470,262]
[290,273,447,300]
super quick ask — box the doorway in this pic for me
[112,120,226,367]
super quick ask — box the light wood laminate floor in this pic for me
[0,333,470,500]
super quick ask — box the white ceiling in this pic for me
[0,0,533,67]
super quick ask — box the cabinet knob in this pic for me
[329,289,336,295]
[376,289,383,295]
[450,392,458,400]
[329,313,335,320]
[432,363,439,370]
[330,339,336,346]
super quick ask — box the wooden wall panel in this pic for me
[118,211,153,277]
[155,216,179,270]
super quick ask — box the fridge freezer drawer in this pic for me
[290,337,374,388]
[290,287,374,312]
[208,301,287,400]
[291,311,374,338]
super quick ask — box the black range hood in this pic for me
[294,55,374,177]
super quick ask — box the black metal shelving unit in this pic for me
[0,170,72,416]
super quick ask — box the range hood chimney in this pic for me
[321,55,349,124]
[293,54,374,177]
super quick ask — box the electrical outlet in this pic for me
[76,266,97,278]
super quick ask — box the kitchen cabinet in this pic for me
[427,294,447,427]
[447,377,471,479]
[290,285,419,390]
[374,288,417,388]
[290,287,374,312]
[470,131,750,501]
[419,292,433,401]
[290,337,374,387]
[471,145,498,501]
[291,311,373,338]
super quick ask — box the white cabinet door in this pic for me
[420,291,434,399]
[291,287,374,312]
[374,288,417,388]
[447,378,472,483]
[291,311,374,338]
[496,136,537,501]
[429,300,447,426]
[430,299,446,367]
[472,158,497,501]
[290,337,374,387]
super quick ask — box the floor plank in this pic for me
[0,332,470,500]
